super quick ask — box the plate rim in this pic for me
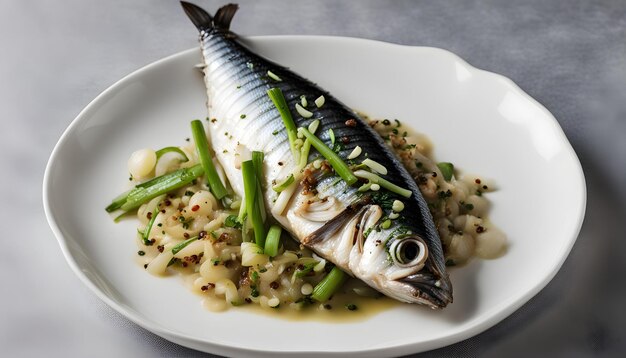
[42,35,587,357]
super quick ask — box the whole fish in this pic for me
[181,2,452,308]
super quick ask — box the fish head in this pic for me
[365,232,453,309]
[303,199,453,309]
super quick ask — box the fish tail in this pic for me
[180,1,239,32]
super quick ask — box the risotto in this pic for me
[110,118,506,313]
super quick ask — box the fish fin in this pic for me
[181,2,238,32]
[180,1,213,31]
[302,198,371,246]
[213,4,239,30]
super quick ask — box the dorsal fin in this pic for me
[180,2,238,32]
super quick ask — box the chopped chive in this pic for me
[240,114,247,119]
[155,146,189,162]
[328,128,335,145]
[171,236,199,255]
[272,174,295,192]
[191,120,228,199]
[299,128,357,185]
[264,225,282,257]
[267,88,299,163]
[312,266,347,302]
[437,162,455,181]
[295,262,317,278]
[224,214,241,228]
[353,170,412,198]
[141,201,161,245]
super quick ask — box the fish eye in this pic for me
[390,236,428,268]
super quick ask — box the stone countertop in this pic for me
[2,0,625,356]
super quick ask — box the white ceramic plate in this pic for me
[43,36,586,357]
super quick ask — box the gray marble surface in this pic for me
[2,0,625,356]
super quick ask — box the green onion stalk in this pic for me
[267,88,300,164]
[190,119,228,200]
[264,224,282,257]
[242,160,266,247]
[106,164,205,214]
[312,266,347,302]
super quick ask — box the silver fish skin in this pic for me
[181,2,452,308]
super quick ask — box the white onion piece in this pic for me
[314,95,325,108]
[475,226,507,259]
[146,248,174,276]
[215,279,241,305]
[128,148,156,179]
[347,146,362,160]
[362,158,388,175]
[295,103,313,118]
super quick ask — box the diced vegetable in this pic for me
[295,103,313,118]
[312,266,347,302]
[264,225,282,257]
[272,174,295,192]
[314,95,325,108]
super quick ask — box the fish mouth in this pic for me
[397,259,453,309]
